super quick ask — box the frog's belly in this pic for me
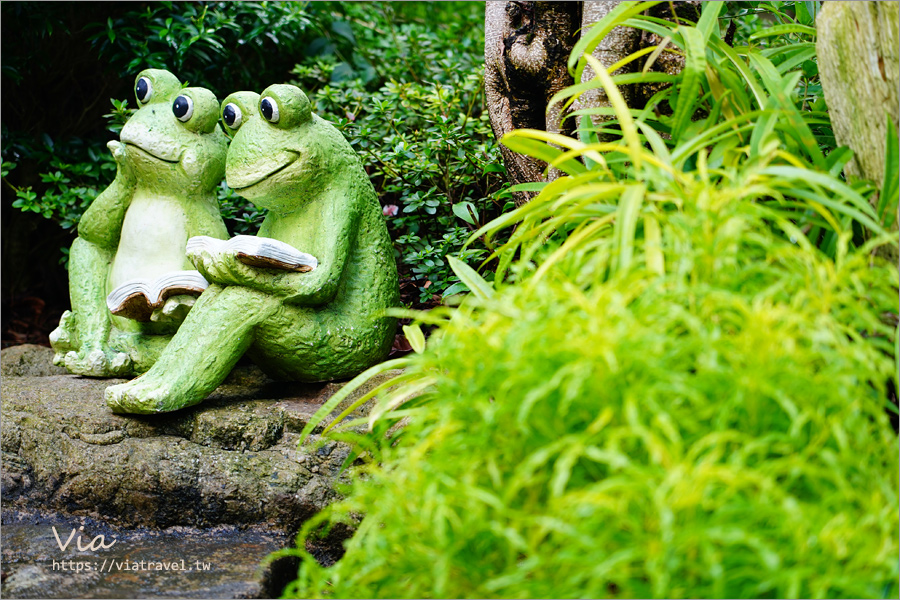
[109,194,192,290]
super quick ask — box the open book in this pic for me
[106,270,209,322]
[186,235,318,272]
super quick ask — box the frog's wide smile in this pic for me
[228,151,299,191]
[124,142,180,164]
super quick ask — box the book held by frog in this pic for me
[186,235,317,272]
[106,236,317,321]
[106,270,209,322]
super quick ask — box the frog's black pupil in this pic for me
[261,99,274,121]
[223,104,237,127]
[173,96,190,119]
[136,78,150,102]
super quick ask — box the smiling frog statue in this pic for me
[106,84,399,414]
[50,69,229,377]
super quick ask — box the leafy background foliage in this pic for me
[2,1,504,311]
[280,2,899,597]
[286,2,508,303]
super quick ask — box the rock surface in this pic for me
[0,344,396,598]
[1,345,394,531]
[0,344,68,377]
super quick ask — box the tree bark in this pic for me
[485,1,701,204]
[816,1,899,262]
[575,1,641,127]
[817,1,899,185]
[485,1,581,205]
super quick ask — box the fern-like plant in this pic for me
[278,3,899,598]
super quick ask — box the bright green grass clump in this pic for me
[282,4,900,596]
[285,196,899,599]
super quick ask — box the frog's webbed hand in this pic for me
[50,310,79,366]
[189,247,278,290]
[187,245,219,282]
[108,140,137,187]
[149,294,197,324]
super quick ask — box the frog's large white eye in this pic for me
[260,97,279,123]
[222,103,243,129]
[136,77,153,104]
[172,95,194,122]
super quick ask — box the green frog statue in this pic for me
[50,69,230,377]
[106,84,399,414]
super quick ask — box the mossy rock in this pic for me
[1,345,400,531]
[0,345,68,377]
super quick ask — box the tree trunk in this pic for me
[484,1,700,205]
[484,1,581,205]
[575,1,641,127]
[816,1,899,262]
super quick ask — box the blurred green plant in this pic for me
[278,2,899,597]
[285,222,898,598]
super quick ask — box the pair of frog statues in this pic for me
[49,69,399,415]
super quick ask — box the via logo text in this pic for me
[52,526,117,551]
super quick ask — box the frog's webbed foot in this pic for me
[150,294,196,325]
[51,311,132,376]
[49,310,79,366]
[105,378,173,414]
[64,347,132,378]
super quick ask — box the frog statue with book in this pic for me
[50,69,230,377]
[106,85,399,414]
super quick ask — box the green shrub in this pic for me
[2,1,318,240]
[281,2,899,597]
[3,2,506,293]
[85,1,316,92]
[289,2,507,302]
[284,176,899,599]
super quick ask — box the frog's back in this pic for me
[326,125,399,319]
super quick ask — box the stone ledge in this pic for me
[0,344,68,378]
[1,345,399,531]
